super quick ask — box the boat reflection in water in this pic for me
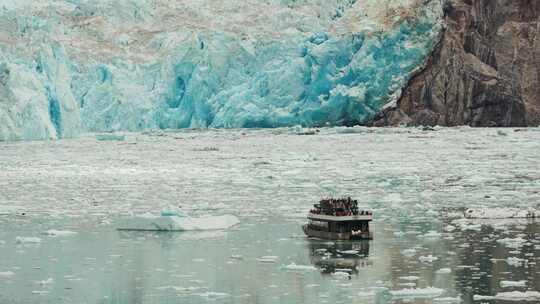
[307,240,371,276]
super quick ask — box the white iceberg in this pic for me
[117,214,239,231]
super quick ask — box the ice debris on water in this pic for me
[331,271,351,280]
[36,278,54,285]
[0,271,15,277]
[433,296,462,303]
[44,230,77,237]
[389,287,444,298]
[505,257,526,267]
[464,208,537,219]
[436,268,452,274]
[497,237,528,249]
[15,237,41,244]
[419,255,438,263]
[257,256,278,263]
[500,280,527,288]
[401,248,417,257]
[474,291,540,301]
[282,263,317,271]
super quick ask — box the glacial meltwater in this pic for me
[1,127,539,304]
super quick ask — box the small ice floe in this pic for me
[117,213,239,231]
[36,278,54,285]
[399,282,417,287]
[195,291,230,299]
[506,257,526,267]
[464,208,537,219]
[356,290,376,298]
[331,271,351,280]
[421,231,442,238]
[436,268,452,274]
[399,276,419,281]
[31,290,50,295]
[257,256,278,263]
[0,240,6,245]
[0,271,15,277]
[474,291,540,301]
[401,248,417,257]
[419,255,438,263]
[337,250,359,255]
[15,237,41,244]
[44,230,77,237]
[500,280,527,288]
[434,296,461,303]
[230,255,243,260]
[282,263,317,271]
[444,225,457,232]
[498,237,527,249]
[389,287,444,299]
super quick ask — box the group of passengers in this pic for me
[309,197,372,216]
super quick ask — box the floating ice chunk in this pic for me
[444,225,456,232]
[390,287,444,298]
[117,214,239,231]
[506,257,526,267]
[500,280,527,288]
[0,271,15,277]
[282,263,317,271]
[421,231,441,238]
[401,248,417,257]
[196,291,230,298]
[331,271,351,279]
[257,256,278,263]
[436,268,452,274]
[357,290,376,298]
[399,276,419,281]
[230,255,243,260]
[498,237,527,249]
[44,230,77,237]
[434,296,461,303]
[474,291,540,301]
[464,208,537,219]
[36,278,54,285]
[15,237,41,244]
[419,255,438,263]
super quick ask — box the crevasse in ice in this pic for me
[0,0,442,140]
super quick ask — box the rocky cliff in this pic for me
[372,0,540,127]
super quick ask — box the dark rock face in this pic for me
[372,0,540,127]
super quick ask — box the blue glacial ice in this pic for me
[0,0,443,140]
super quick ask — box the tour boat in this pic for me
[302,198,373,240]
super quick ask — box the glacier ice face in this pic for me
[0,0,442,140]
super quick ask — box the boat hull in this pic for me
[302,225,372,240]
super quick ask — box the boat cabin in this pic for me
[303,197,373,240]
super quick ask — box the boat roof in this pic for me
[308,213,373,222]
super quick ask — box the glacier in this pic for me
[0,0,443,140]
